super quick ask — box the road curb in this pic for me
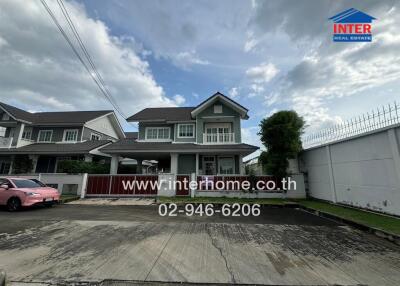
[298,205,400,246]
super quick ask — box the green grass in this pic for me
[298,200,400,235]
[157,196,286,205]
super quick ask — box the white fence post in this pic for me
[190,172,196,198]
[81,173,88,199]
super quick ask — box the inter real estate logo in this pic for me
[329,8,376,42]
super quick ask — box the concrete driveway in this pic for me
[1,205,400,286]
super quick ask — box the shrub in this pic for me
[57,160,109,174]
[13,155,33,174]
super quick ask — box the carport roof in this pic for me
[100,139,259,155]
[0,140,111,155]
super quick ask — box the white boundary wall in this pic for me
[300,125,400,216]
[4,173,88,196]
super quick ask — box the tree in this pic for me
[258,110,305,178]
[57,160,109,174]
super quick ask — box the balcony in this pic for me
[0,137,13,148]
[203,132,235,144]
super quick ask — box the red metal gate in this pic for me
[176,175,190,196]
[86,175,158,196]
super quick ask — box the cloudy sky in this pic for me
[0,0,399,157]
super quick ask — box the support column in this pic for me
[238,154,245,175]
[170,153,178,175]
[137,159,143,174]
[388,129,400,186]
[110,155,119,175]
[28,155,39,174]
[8,155,15,175]
[326,145,337,203]
[195,153,199,176]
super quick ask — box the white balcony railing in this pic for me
[0,137,13,148]
[203,132,235,144]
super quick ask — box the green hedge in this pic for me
[57,160,109,174]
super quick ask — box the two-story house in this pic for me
[0,102,125,174]
[101,92,258,175]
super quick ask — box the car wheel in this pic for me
[7,197,21,212]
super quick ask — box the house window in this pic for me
[2,113,10,121]
[91,133,101,140]
[218,156,234,174]
[214,105,222,114]
[0,127,6,137]
[22,127,32,140]
[178,124,194,138]
[145,127,170,140]
[63,129,78,142]
[38,130,53,142]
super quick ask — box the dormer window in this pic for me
[214,105,222,114]
[63,129,78,142]
[91,133,101,140]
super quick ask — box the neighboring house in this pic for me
[101,92,258,175]
[244,156,263,175]
[0,102,125,174]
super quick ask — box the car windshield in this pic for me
[11,179,42,188]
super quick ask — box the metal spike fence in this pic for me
[302,101,400,149]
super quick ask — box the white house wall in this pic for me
[300,126,400,216]
[85,115,119,139]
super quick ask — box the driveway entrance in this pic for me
[1,205,399,285]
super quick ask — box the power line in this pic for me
[56,0,125,117]
[40,0,127,119]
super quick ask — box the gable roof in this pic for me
[127,92,249,122]
[127,107,195,122]
[0,102,112,125]
[191,92,249,119]
[329,8,376,23]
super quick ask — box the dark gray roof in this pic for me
[127,107,195,122]
[125,132,138,139]
[100,140,258,155]
[0,102,112,125]
[0,140,110,155]
[127,92,249,122]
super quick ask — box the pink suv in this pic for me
[0,178,60,211]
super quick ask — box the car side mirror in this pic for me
[0,184,9,190]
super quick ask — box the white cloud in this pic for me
[171,50,209,70]
[0,0,175,117]
[228,87,239,99]
[246,63,279,83]
[173,94,186,105]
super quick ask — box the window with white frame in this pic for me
[145,127,170,140]
[178,124,194,138]
[91,133,101,140]
[38,130,53,142]
[214,105,222,113]
[0,127,6,137]
[22,127,32,140]
[63,129,78,142]
[218,156,234,174]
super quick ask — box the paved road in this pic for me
[1,204,400,285]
